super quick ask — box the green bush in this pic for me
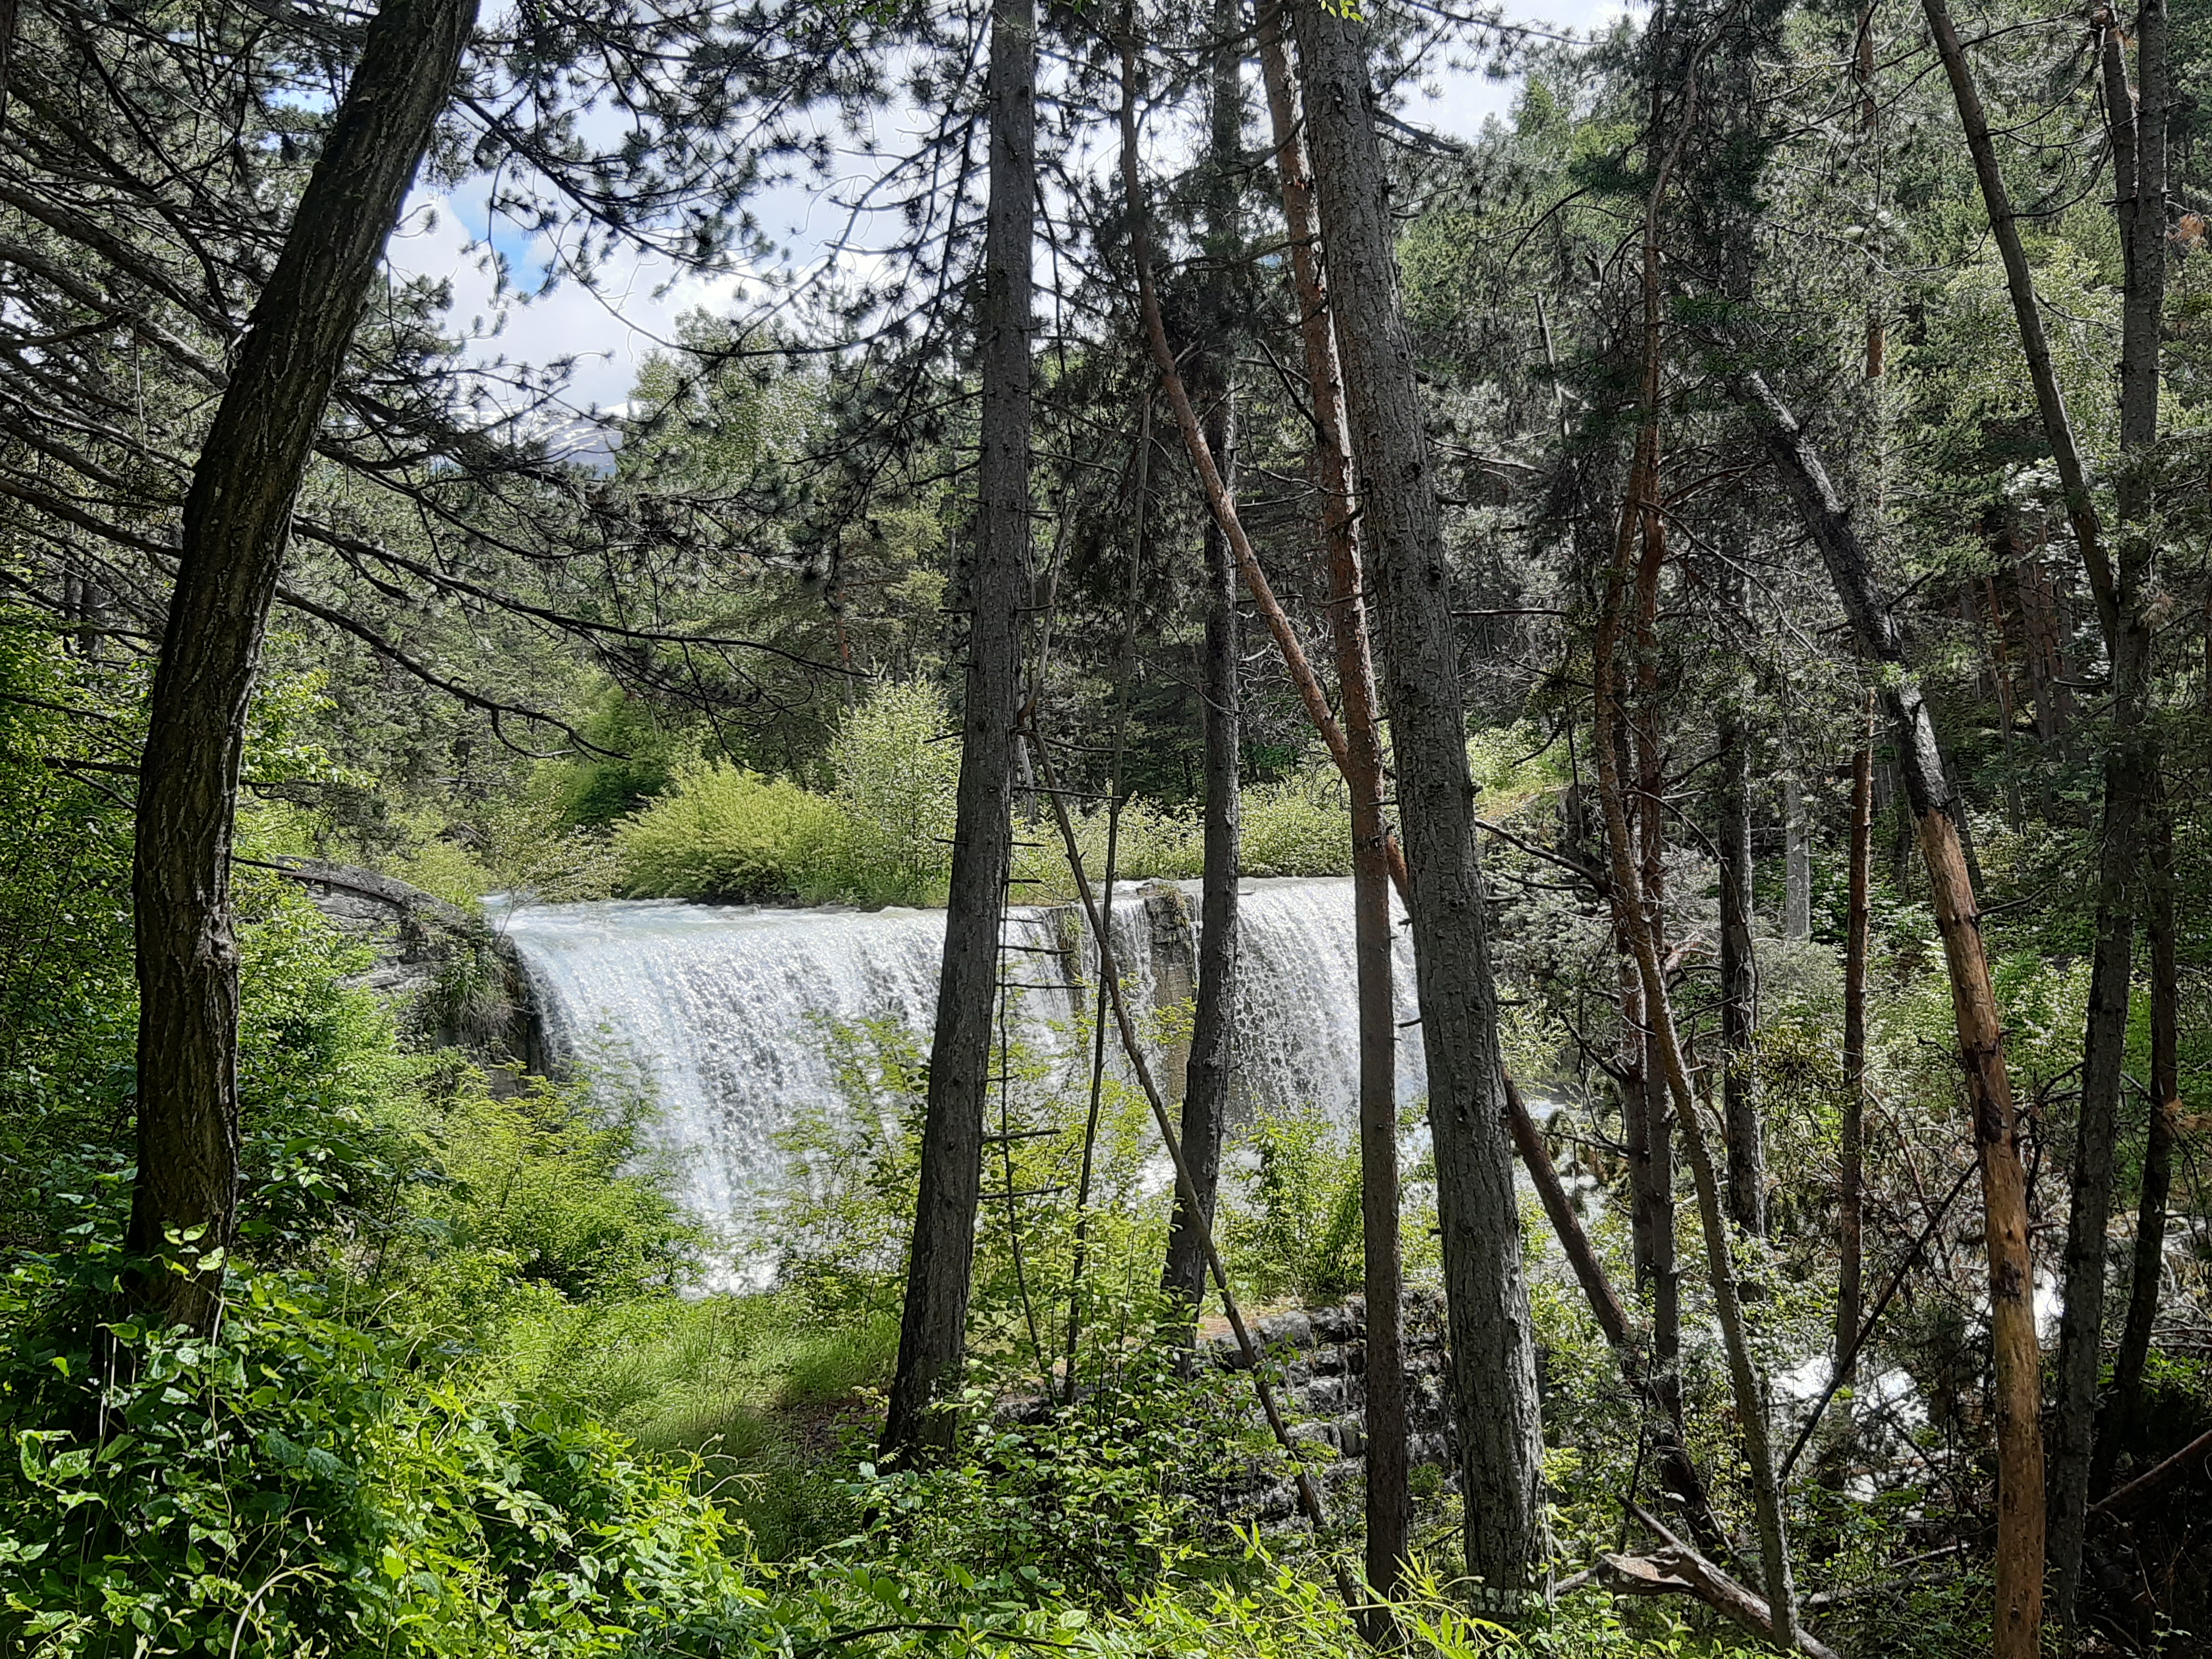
[614,762,847,902]
[853,1339,1265,1605]
[416,1075,702,1306]
[829,679,962,904]
[551,691,691,827]
[1240,768,1352,877]
[0,1253,739,1659]
[1228,1104,1363,1301]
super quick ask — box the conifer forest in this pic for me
[1,0,2210,1650]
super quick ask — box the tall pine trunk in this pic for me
[1598,520,1799,1652]
[1834,729,1873,1419]
[1291,0,1544,1602]
[882,0,1033,1459]
[1718,708,1760,1235]
[1253,0,1407,1599]
[1782,778,1811,941]
[1747,371,2043,1659]
[1164,0,1243,1314]
[2100,790,2177,1492]
[126,0,478,1332]
[2048,6,2169,1618]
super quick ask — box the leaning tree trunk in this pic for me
[1745,370,2043,1659]
[1597,515,1800,1654]
[1163,0,1243,1318]
[1291,0,1545,1605]
[1254,0,1407,1600]
[881,0,1033,1460]
[126,0,478,1333]
[1921,0,2163,1622]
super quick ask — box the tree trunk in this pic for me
[2099,792,2177,1494]
[1164,0,1243,1320]
[1629,733,1683,1474]
[1619,949,1657,1290]
[2052,675,2153,1631]
[1290,0,1546,1603]
[1719,713,1760,1235]
[1835,728,1873,1418]
[881,0,1032,1461]
[1927,0,2172,1615]
[2053,5,2170,1597]
[1630,531,1680,1329]
[1251,1,1408,1602]
[125,0,478,1333]
[0,0,19,136]
[1782,775,1811,942]
[1744,370,2044,1659]
[1596,519,1799,1654]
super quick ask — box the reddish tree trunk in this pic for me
[1747,370,2043,1659]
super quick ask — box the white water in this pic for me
[495,878,1431,1242]
[1213,879,1428,1116]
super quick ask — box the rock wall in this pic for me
[1201,1290,1458,1522]
[274,858,539,1067]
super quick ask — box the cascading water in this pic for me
[497,885,1923,1482]
[1215,878,1428,1115]
[495,878,1436,1250]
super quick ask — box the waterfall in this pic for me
[1218,878,1428,1116]
[496,878,1441,1246]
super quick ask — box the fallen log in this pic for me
[2089,1425,2212,1520]
[1597,1503,1846,1659]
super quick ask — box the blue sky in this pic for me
[388,0,1628,429]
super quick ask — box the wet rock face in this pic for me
[1202,1289,1460,1523]
[275,858,537,1065]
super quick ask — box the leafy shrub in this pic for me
[828,679,962,904]
[0,627,140,1224]
[415,1073,702,1306]
[1239,768,1352,877]
[854,1339,1264,1606]
[615,762,847,902]
[1228,1105,1363,1301]
[1010,797,1201,898]
[0,1258,738,1659]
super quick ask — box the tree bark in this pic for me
[1836,730,1873,1402]
[1744,370,2044,1659]
[1596,513,1799,1654]
[1782,776,1812,942]
[1629,521,1681,1325]
[2099,791,2177,1495]
[125,0,477,1333]
[0,0,19,136]
[881,0,1032,1461]
[1163,0,1243,1322]
[1923,0,2170,1614]
[1719,710,1760,1236]
[2079,0,2174,1458]
[1290,0,1546,1604]
[1251,2,1408,1603]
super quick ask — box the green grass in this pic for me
[490,1290,900,1557]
